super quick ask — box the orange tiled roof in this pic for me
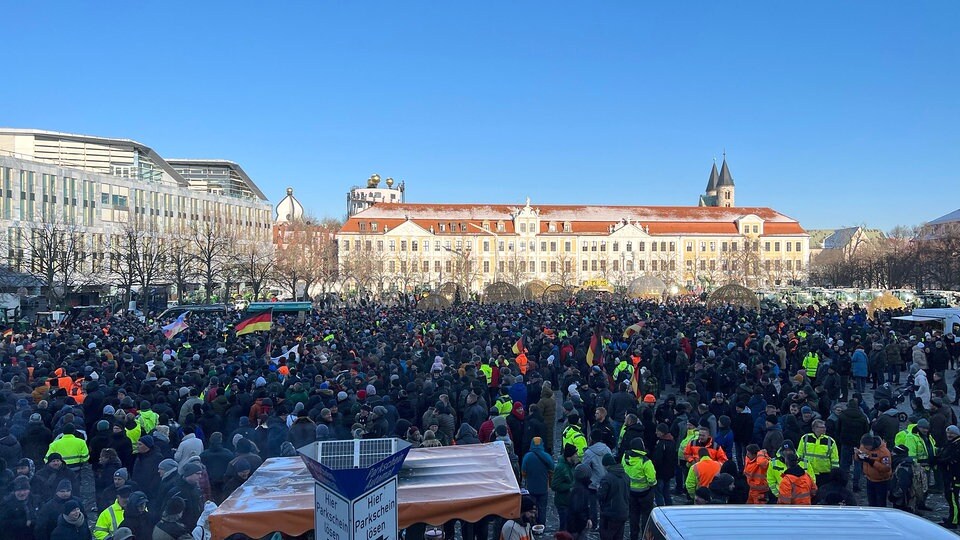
[338,202,806,236]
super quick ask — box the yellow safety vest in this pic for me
[797,433,838,475]
[46,434,89,467]
[562,425,587,457]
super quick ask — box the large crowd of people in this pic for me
[0,297,958,540]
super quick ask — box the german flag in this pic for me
[2,328,12,338]
[586,323,604,368]
[511,336,525,355]
[235,309,273,336]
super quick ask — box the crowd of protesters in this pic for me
[0,297,959,540]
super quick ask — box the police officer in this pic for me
[798,419,839,487]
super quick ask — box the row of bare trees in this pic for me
[1,212,342,310]
[809,223,960,290]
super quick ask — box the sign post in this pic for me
[300,439,410,540]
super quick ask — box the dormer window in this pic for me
[358,222,366,231]
[371,222,378,232]
[548,221,557,232]
[482,220,490,231]
[439,223,446,232]
[497,220,505,232]
[563,221,572,233]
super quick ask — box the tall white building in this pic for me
[0,128,273,302]
[346,174,404,217]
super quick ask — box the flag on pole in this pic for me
[512,336,526,355]
[162,313,189,340]
[623,322,646,339]
[235,309,273,336]
[586,323,604,368]
[630,362,641,397]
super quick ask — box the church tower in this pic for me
[716,156,735,207]
[698,162,720,207]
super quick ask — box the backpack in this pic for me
[889,459,926,504]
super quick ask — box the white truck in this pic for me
[899,307,960,337]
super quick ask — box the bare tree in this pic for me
[235,243,276,300]
[130,220,169,307]
[191,220,232,303]
[22,213,86,309]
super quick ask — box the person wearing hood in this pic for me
[597,453,630,540]
[506,402,526,462]
[856,434,892,507]
[50,498,91,540]
[174,425,204,465]
[582,429,613,498]
[520,436,555,526]
[509,374,528,407]
[463,392,488,431]
[455,423,481,445]
[535,383,557,454]
[623,437,656,540]
[36,478,82,540]
[777,452,816,505]
[200,432,235,502]
[567,463,595,539]
[523,404,547,454]
[227,417,255,451]
[914,364,931,410]
[420,430,443,448]
[221,458,252,501]
[118,490,153,540]
[814,467,856,505]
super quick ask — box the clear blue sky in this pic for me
[3,2,957,231]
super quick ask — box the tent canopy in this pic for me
[209,443,520,540]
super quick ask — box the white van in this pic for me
[910,308,960,336]
[643,505,957,540]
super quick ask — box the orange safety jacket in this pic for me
[744,450,771,492]
[778,469,817,505]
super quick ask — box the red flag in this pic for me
[512,336,525,356]
[586,323,604,368]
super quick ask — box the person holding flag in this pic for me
[513,335,529,375]
[235,308,273,336]
[162,313,189,340]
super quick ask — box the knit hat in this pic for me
[337,391,348,402]
[103,405,116,416]
[643,394,656,404]
[57,479,72,492]
[800,406,812,415]
[29,413,42,424]
[114,468,128,480]
[917,419,931,430]
[13,475,30,491]
[112,528,134,540]
[164,496,186,517]
[181,462,203,477]
[563,444,578,458]
[158,459,179,474]
[521,495,536,513]
[47,453,63,463]
[97,420,110,432]
[62,500,81,515]
[138,435,155,449]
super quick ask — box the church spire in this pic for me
[717,156,735,187]
[705,162,719,194]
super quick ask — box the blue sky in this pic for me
[2,2,957,231]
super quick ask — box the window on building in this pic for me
[582,260,588,271]
[775,242,781,251]
[499,241,505,252]
[582,242,589,252]
[358,222,366,231]
[590,260,597,271]
[625,241,632,252]
[637,260,644,271]
[541,261,547,273]
[388,240,396,251]
[400,240,407,251]
[376,240,383,252]
[456,240,463,251]
[564,241,571,252]
[519,261,526,272]
[686,260,693,270]
[548,221,557,232]
[638,242,645,251]
[365,240,372,251]
[786,242,792,252]
[652,242,658,252]
[520,241,526,252]
[483,240,490,252]
[388,261,395,272]
[563,221,572,232]
[795,242,802,252]
[700,242,706,252]
[722,242,728,252]
[371,222,378,232]
[600,241,606,252]
[439,223,446,232]
[497,221,505,232]
[508,242,514,251]
[342,240,350,252]
[411,240,418,251]
[764,242,770,252]
[483,260,490,273]
[709,241,716,251]
[686,242,693,252]
[540,241,547,252]
[613,260,619,271]
[520,223,526,233]
[612,241,619,252]
[550,241,557,251]
[786,260,793,270]
[699,260,706,270]
[652,260,658,271]
[435,260,441,272]
[753,225,759,234]
[445,260,452,273]
[660,242,667,251]
[354,240,361,251]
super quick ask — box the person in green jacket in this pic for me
[553,444,579,532]
[622,437,656,540]
[767,440,811,501]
